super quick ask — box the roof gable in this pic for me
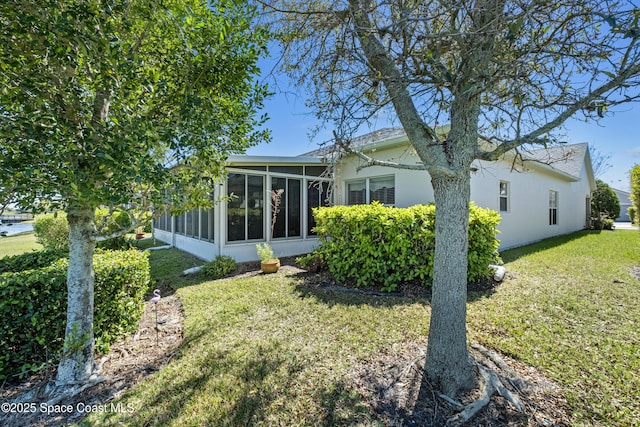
[302,128,595,187]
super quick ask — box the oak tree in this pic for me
[262,0,640,397]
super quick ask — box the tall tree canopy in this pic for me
[261,0,640,397]
[0,0,269,389]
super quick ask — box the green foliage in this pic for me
[34,209,135,251]
[631,164,640,224]
[296,252,327,272]
[95,208,133,250]
[256,243,277,262]
[591,180,621,221]
[199,256,237,280]
[0,249,150,380]
[0,0,270,214]
[33,213,69,251]
[313,202,501,291]
[0,249,67,274]
[628,205,636,224]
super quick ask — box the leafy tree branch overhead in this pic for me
[0,0,270,390]
[259,0,640,398]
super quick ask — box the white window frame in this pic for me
[499,181,509,212]
[549,190,558,225]
[346,175,395,206]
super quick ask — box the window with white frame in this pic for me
[170,207,214,241]
[271,176,302,239]
[307,180,332,235]
[347,175,395,205]
[549,190,558,225]
[227,173,264,242]
[499,181,509,212]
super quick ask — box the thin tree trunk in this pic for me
[424,171,477,397]
[55,207,96,386]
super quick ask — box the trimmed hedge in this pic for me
[0,249,68,274]
[312,202,501,291]
[0,249,150,381]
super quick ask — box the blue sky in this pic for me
[247,61,640,192]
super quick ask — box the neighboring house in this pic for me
[613,188,632,222]
[153,128,596,262]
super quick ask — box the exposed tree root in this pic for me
[41,376,106,407]
[445,345,526,426]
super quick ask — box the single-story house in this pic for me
[153,127,596,262]
[613,187,632,222]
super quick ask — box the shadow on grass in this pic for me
[500,230,599,263]
[292,269,432,309]
[97,326,370,426]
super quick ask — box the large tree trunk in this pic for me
[424,171,477,397]
[55,207,96,386]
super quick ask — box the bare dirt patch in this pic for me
[0,295,184,427]
[350,341,572,426]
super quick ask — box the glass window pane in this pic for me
[347,180,366,205]
[271,177,287,238]
[270,166,303,175]
[288,179,301,237]
[232,166,266,171]
[305,166,328,177]
[308,181,331,236]
[200,208,208,240]
[186,209,194,236]
[500,182,508,196]
[370,176,395,205]
[247,175,264,240]
[227,173,246,241]
[307,184,319,235]
[175,214,184,234]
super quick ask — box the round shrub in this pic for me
[33,213,69,251]
[591,180,620,221]
[313,202,501,291]
[200,256,237,279]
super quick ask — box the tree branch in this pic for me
[478,60,640,161]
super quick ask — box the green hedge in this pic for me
[0,249,150,381]
[0,249,68,274]
[312,202,501,291]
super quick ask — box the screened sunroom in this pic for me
[152,156,332,262]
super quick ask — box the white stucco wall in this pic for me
[335,144,593,249]
[335,145,434,206]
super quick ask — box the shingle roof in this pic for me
[300,127,406,158]
[300,127,588,180]
[522,142,588,178]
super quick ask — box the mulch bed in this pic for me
[1,259,577,426]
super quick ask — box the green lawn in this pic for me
[0,232,41,257]
[72,230,638,426]
[468,230,640,426]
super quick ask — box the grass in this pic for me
[66,230,638,426]
[0,232,41,257]
[468,230,640,426]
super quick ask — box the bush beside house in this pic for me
[590,180,620,229]
[312,202,501,291]
[0,249,150,381]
